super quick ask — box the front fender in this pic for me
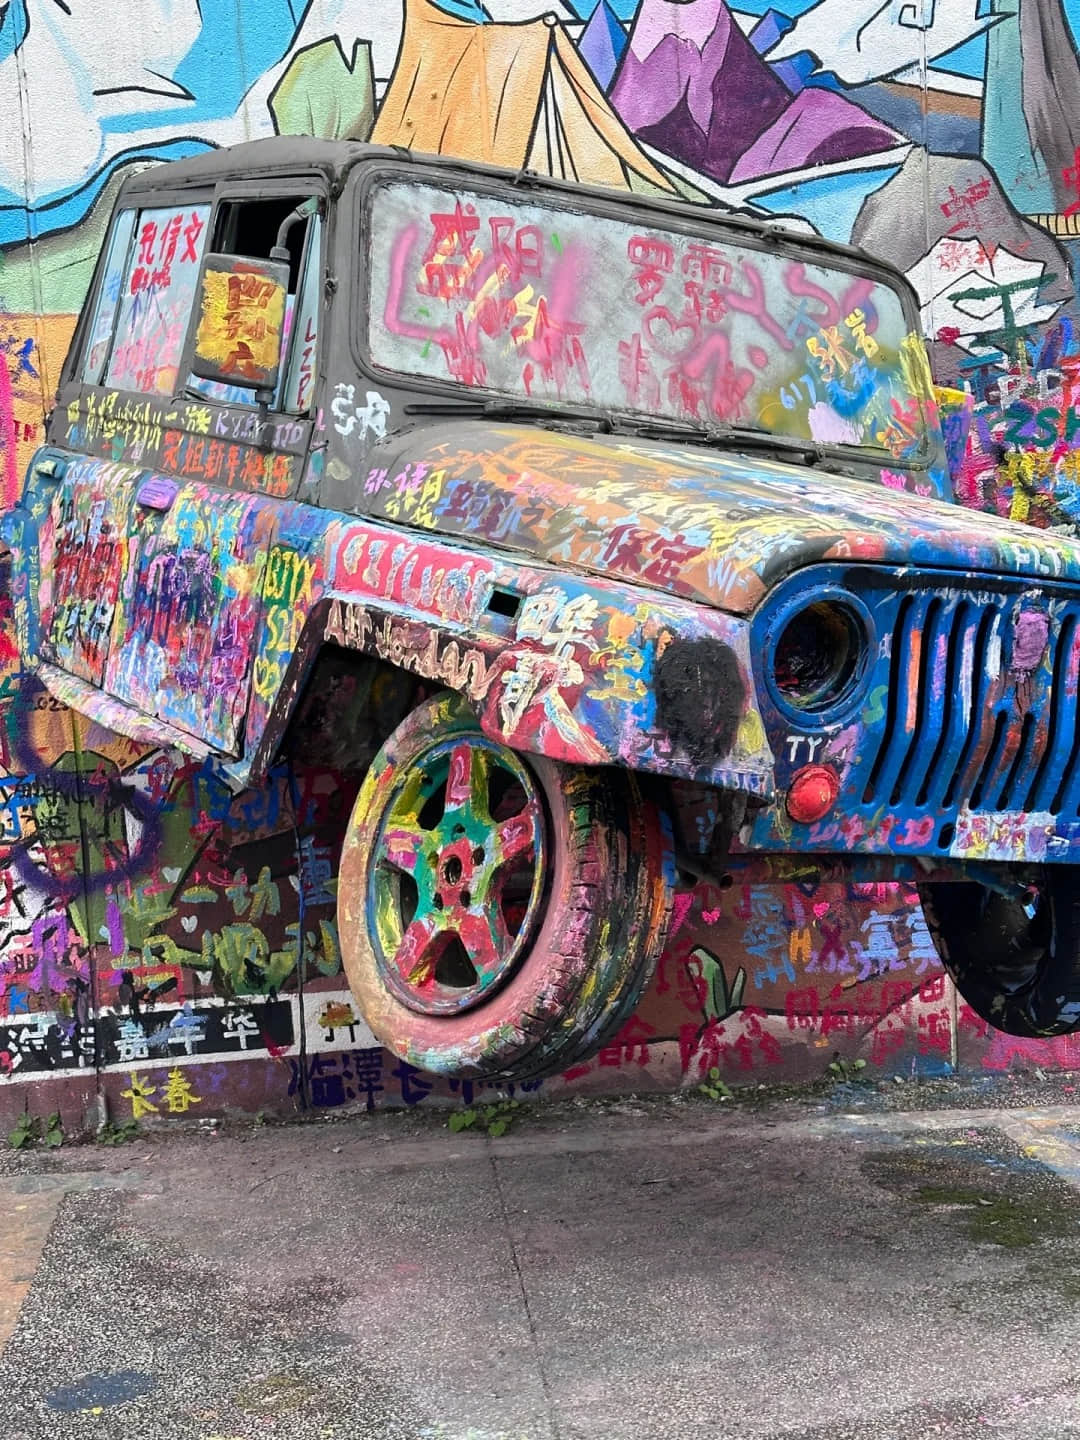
[246,558,776,796]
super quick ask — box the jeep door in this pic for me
[54,177,324,756]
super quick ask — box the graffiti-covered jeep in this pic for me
[9,136,1080,1082]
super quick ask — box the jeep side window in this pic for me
[186,194,320,413]
[81,207,137,385]
[103,203,211,395]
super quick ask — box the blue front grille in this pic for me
[861,586,1080,819]
[751,566,1080,858]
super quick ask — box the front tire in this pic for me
[919,869,1080,1037]
[338,692,674,1081]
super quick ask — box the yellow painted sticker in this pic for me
[195,268,286,384]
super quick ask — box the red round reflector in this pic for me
[786,764,840,824]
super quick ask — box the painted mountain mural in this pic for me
[610,0,900,184]
[579,0,630,91]
[729,88,904,181]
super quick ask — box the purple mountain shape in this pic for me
[579,0,628,91]
[610,0,791,183]
[728,88,900,183]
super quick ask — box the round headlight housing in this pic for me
[771,599,868,718]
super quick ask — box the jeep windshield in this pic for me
[361,170,930,463]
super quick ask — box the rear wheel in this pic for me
[919,869,1080,1036]
[338,692,674,1081]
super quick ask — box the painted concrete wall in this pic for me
[2,0,1079,1129]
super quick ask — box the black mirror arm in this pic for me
[271,197,321,263]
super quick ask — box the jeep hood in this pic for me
[367,422,1080,614]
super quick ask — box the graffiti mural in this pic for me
[4,0,1080,1122]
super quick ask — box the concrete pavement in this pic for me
[5,1081,1080,1437]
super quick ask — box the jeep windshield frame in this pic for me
[349,157,936,474]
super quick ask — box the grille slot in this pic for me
[862,593,912,804]
[1025,612,1079,813]
[942,606,998,810]
[1050,644,1080,814]
[993,711,1036,811]
[915,598,970,806]
[889,595,944,806]
[969,711,1007,810]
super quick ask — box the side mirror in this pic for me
[191,253,289,401]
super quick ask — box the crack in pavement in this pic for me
[489,1144,561,1440]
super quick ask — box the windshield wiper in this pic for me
[403,398,613,432]
[404,398,828,465]
[629,418,823,466]
[712,425,824,466]
[619,417,708,444]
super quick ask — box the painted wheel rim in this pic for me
[368,734,549,1015]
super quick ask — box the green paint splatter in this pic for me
[551,233,563,253]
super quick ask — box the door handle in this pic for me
[34,457,68,484]
[135,477,179,511]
